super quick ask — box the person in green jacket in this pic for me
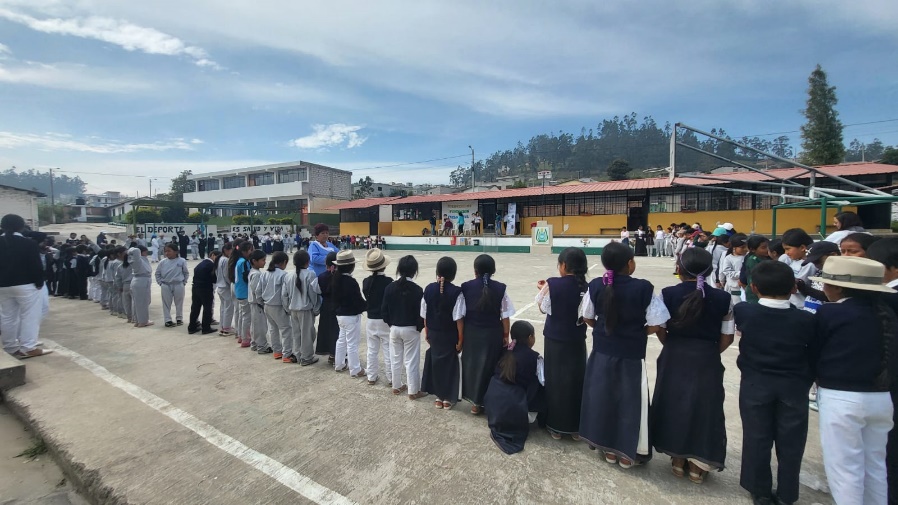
[741,235,770,303]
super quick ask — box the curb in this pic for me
[1,392,129,505]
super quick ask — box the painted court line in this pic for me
[45,339,357,505]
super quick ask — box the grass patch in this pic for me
[15,437,48,459]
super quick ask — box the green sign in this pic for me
[534,226,550,244]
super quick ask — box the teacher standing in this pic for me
[309,224,338,277]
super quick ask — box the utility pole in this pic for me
[149,178,153,198]
[469,145,475,193]
[48,168,56,224]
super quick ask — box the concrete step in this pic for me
[0,351,25,390]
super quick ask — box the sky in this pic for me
[1,0,897,196]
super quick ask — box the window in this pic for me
[197,179,219,192]
[520,195,563,217]
[222,176,246,189]
[342,208,372,222]
[271,199,302,212]
[278,168,307,183]
[248,172,274,187]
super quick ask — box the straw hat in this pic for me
[334,250,356,266]
[363,248,390,271]
[809,256,892,293]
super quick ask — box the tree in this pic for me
[354,176,374,199]
[168,170,196,202]
[799,65,845,165]
[881,147,898,165]
[186,212,210,223]
[124,208,161,224]
[607,159,630,180]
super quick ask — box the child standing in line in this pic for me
[282,250,321,365]
[247,250,271,353]
[421,257,466,409]
[734,261,815,505]
[779,228,816,308]
[721,234,748,306]
[128,246,153,327]
[75,245,91,301]
[312,252,340,364]
[361,249,393,385]
[156,243,189,327]
[483,320,545,454]
[216,243,235,336]
[188,250,220,335]
[107,247,124,317]
[98,248,112,309]
[579,243,667,468]
[740,235,770,304]
[233,241,254,348]
[536,247,589,441]
[258,251,291,361]
[651,248,734,483]
[381,255,426,399]
[115,246,133,322]
[88,249,103,302]
[331,250,367,377]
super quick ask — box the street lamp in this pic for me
[469,145,475,193]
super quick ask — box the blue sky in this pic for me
[1,0,897,195]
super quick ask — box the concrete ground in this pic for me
[4,250,833,505]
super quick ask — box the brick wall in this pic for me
[0,188,39,229]
[309,167,351,200]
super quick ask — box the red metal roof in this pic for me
[326,196,402,210]
[327,162,897,209]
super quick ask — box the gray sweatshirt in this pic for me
[128,248,152,277]
[257,268,286,306]
[282,268,321,311]
[215,256,230,289]
[155,257,189,285]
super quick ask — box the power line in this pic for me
[739,118,898,138]
[349,154,470,172]
[53,169,166,178]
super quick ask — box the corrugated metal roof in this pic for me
[328,162,896,209]
[327,196,401,210]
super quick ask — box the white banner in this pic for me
[506,203,517,236]
[132,223,217,236]
[442,200,478,229]
[228,225,294,236]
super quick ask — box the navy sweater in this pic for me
[734,302,815,385]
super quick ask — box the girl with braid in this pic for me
[811,256,898,505]
[421,257,465,408]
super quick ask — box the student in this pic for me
[88,249,105,303]
[461,254,513,415]
[156,243,189,327]
[779,228,816,308]
[740,235,770,304]
[128,246,153,327]
[795,241,840,313]
[216,243,235,336]
[840,231,880,257]
[421,257,465,408]
[187,250,219,334]
[116,247,134,320]
[721,234,748,306]
[189,234,199,260]
[709,232,730,288]
[483,320,545,454]
[536,247,589,441]
[361,249,392,384]
[148,235,159,263]
[381,255,426,400]
[247,250,271,353]
[330,250,367,377]
[282,250,321,365]
[867,238,898,504]
[734,261,815,505]
[312,251,339,364]
[257,251,291,361]
[810,256,897,505]
[232,241,254,347]
[98,247,112,309]
[579,242,667,468]
[652,248,734,483]
[768,238,784,261]
[107,247,124,317]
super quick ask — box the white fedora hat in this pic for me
[334,250,356,266]
[363,248,390,271]
[809,256,892,293]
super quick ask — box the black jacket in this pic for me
[0,233,45,288]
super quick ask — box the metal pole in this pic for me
[772,206,778,237]
[469,145,475,193]
[48,168,56,224]
[820,197,828,238]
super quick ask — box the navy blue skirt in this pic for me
[422,329,459,402]
[579,350,652,463]
[544,338,586,434]
[650,337,727,469]
[461,324,504,407]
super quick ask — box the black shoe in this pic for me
[201,328,216,334]
[288,354,298,363]
[300,356,319,366]
[257,347,273,354]
[164,321,176,328]
[187,326,199,334]
[210,320,219,326]
[176,320,183,326]
[771,492,793,505]
[751,494,773,505]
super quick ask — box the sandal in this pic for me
[442,400,452,409]
[571,433,581,441]
[435,400,444,409]
[350,368,366,379]
[603,452,618,464]
[408,391,427,400]
[471,405,481,415]
[549,430,562,440]
[619,457,635,469]
[671,458,686,478]
[687,462,706,484]
[335,365,348,373]
[392,385,408,395]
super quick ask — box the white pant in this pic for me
[217,285,234,331]
[366,319,392,383]
[389,326,422,394]
[335,315,363,375]
[0,284,44,354]
[818,387,894,505]
[149,247,158,263]
[160,283,185,323]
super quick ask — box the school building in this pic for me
[183,161,352,218]
[330,162,898,252]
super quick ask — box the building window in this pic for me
[197,179,220,192]
[278,168,307,183]
[271,199,302,212]
[248,172,274,187]
[222,176,246,189]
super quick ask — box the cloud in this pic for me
[0,42,9,54]
[0,8,220,69]
[289,124,367,150]
[0,131,202,153]
[0,59,155,92]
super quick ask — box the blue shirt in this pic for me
[234,257,249,299]
[309,240,337,277]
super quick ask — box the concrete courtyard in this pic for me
[4,251,833,504]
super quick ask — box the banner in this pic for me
[442,200,478,230]
[228,225,294,236]
[506,203,517,236]
[132,223,217,236]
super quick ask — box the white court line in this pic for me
[45,339,357,505]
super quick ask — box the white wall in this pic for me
[0,187,39,230]
[184,181,305,203]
